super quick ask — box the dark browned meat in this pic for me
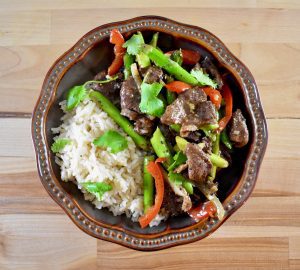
[200,137,212,154]
[143,66,164,84]
[93,70,106,81]
[201,57,224,89]
[134,116,154,136]
[86,71,123,108]
[160,98,191,125]
[186,143,212,184]
[120,76,141,120]
[184,131,201,143]
[229,109,249,147]
[180,87,207,103]
[158,123,176,146]
[161,182,184,216]
[161,88,217,137]
[180,101,217,137]
[161,176,192,216]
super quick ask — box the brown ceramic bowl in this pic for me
[32,16,267,250]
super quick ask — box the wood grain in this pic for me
[0,1,299,269]
[50,8,300,44]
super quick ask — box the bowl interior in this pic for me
[45,30,253,235]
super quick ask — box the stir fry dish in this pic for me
[51,29,249,228]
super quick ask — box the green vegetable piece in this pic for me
[183,181,194,195]
[51,138,71,153]
[143,156,155,212]
[166,89,176,104]
[191,68,218,89]
[150,127,173,167]
[89,90,148,150]
[123,53,134,79]
[123,31,145,55]
[136,52,151,68]
[66,85,87,111]
[220,129,233,150]
[200,124,219,141]
[170,50,183,66]
[210,153,228,168]
[93,130,128,154]
[139,82,165,117]
[149,32,159,47]
[168,172,193,195]
[168,151,187,171]
[81,182,112,201]
[170,124,181,133]
[209,133,220,181]
[141,44,199,85]
[175,135,228,168]
[83,76,118,87]
[175,136,188,152]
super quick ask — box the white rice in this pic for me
[52,98,165,226]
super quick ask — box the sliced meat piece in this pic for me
[184,131,201,143]
[161,176,192,216]
[186,143,212,184]
[161,88,207,126]
[161,88,217,137]
[179,87,207,104]
[180,101,217,137]
[134,116,155,136]
[194,101,218,124]
[158,123,176,146]
[201,56,224,89]
[93,70,107,81]
[120,76,141,120]
[160,98,191,125]
[86,71,123,108]
[143,66,164,84]
[174,163,188,174]
[229,109,249,148]
[200,137,212,154]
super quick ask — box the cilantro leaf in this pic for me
[51,138,71,153]
[123,32,145,55]
[81,182,112,201]
[139,82,165,117]
[191,68,218,89]
[168,151,187,171]
[93,130,128,154]
[66,85,87,110]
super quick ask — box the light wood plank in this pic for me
[289,237,300,260]
[1,118,298,158]
[1,0,300,11]
[0,10,51,46]
[97,237,289,270]
[0,214,97,270]
[0,118,34,157]
[0,44,299,118]
[50,8,300,44]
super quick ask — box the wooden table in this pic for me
[1,1,299,269]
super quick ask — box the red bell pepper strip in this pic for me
[202,87,222,109]
[218,84,233,132]
[188,201,217,222]
[108,29,126,76]
[165,81,192,93]
[110,28,125,45]
[165,82,222,109]
[166,49,200,65]
[139,159,165,228]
